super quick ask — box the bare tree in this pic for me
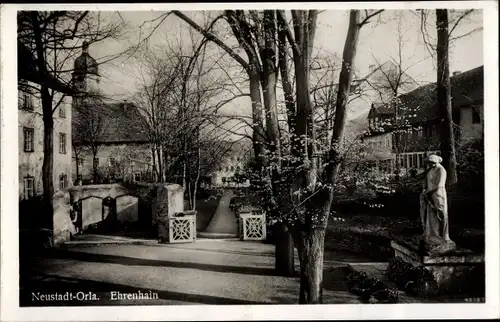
[170,10,298,275]
[417,9,482,184]
[17,11,125,233]
[133,22,247,209]
[73,91,110,182]
[436,9,458,185]
[275,9,383,303]
[363,13,423,180]
[172,9,384,302]
[171,11,267,169]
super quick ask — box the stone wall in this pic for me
[52,190,76,246]
[52,182,184,246]
[68,183,129,201]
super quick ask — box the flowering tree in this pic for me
[170,9,384,303]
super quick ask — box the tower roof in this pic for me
[74,41,99,76]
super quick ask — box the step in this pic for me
[197,232,238,239]
[64,234,158,247]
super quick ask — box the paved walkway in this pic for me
[21,240,362,306]
[199,189,238,238]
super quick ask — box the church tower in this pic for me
[72,41,100,106]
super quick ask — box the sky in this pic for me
[86,9,483,100]
[79,8,483,141]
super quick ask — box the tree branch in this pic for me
[172,11,250,71]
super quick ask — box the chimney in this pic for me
[453,71,461,76]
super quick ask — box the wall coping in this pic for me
[68,183,126,192]
[134,181,183,191]
[68,182,183,194]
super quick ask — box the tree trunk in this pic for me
[436,9,458,185]
[42,104,55,231]
[192,145,201,210]
[295,228,326,304]
[74,151,80,181]
[277,16,296,135]
[262,10,281,162]
[326,10,361,184]
[275,222,295,276]
[249,71,265,167]
[92,150,99,183]
[151,146,158,181]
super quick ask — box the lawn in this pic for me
[195,189,224,232]
[325,213,484,262]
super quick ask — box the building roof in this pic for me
[369,65,484,123]
[101,102,149,143]
[73,101,150,145]
[17,40,75,95]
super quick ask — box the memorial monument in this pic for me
[387,154,484,297]
[418,154,456,254]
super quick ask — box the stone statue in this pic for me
[419,154,456,254]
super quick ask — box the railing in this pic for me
[167,210,197,243]
[239,211,266,241]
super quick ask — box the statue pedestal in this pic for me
[387,239,484,297]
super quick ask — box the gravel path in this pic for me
[21,240,362,306]
[202,189,238,235]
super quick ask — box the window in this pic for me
[59,133,67,154]
[24,177,35,199]
[230,166,234,171]
[109,158,116,167]
[59,174,67,190]
[425,124,433,138]
[412,129,418,140]
[23,127,34,152]
[418,154,424,168]
[93,158,99,168]
[472,108,481,124]
[417,128,423,138]
[134,173,141,182]
[59,106,66,118]
[21,91,34,110]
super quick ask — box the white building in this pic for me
[18,41,74,200]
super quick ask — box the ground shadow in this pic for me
[164,244,274,258]
[41,249,278,277]
[267,265,362,304]
[20,274,266,306]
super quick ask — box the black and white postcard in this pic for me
[1,2,498,321]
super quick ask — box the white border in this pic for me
[1,2,499,321]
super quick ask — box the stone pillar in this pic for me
[154,184,184,243]
[52,190,76,246]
